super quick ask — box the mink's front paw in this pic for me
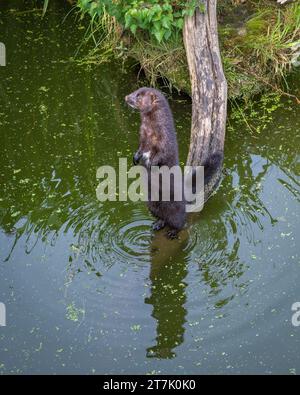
[133,152,141,165]
[152,219,165,231]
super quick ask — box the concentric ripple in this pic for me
[103,218,153,266]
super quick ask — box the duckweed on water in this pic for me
[0,0,299,374]
[66,303,85,323]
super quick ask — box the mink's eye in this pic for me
[137,93,143,103]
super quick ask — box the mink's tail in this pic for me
[190,151,224,201]
[203,151,224,186]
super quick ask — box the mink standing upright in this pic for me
[125,87,186,238]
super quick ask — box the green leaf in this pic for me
[130,24,137,35]
[42,0,49,18]
[124,13,132,28]
[161,17,171,29]
[164,30,172,40]
[153,29,164,43]
[175,18,184,29]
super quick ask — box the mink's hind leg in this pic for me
[152,219,165,231]
[166,229,179,239]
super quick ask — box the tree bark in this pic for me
[183,0,227,201]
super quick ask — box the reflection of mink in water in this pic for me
[125,87,186,238]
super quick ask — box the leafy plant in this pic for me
[77,0,199,42]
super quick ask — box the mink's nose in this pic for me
[125,94,135,109]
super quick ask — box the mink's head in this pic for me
[125,87,161,114]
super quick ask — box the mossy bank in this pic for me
[76,0,300,101]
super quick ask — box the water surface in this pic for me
[0,2,300,374]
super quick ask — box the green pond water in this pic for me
[0,2,300,374]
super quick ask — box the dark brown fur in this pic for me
[125,87,186,238]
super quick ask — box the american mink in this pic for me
[125,87,186,238]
